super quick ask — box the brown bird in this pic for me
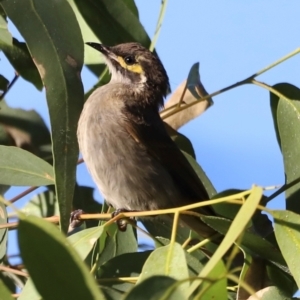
[77,42,215,238]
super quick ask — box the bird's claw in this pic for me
[112,209,137,232]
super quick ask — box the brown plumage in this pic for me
[78,42,215,238]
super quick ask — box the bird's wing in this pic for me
[123,109,212,210]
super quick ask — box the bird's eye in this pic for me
[124,56,135,65]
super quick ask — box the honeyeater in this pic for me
[77,42,215,238]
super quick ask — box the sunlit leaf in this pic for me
[18,214,105,299]
[270,83,300,213]
[0,146,54,186]
[273,210,300,289]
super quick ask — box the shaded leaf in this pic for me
[0,279,14,300]
[138,243,189,296]
[0,195,7,262]
[187,186,263,296]
[2,0,84,233]
[162,63,213,130]
[0,8,12,46]
[98,251,152,292]
[247,286,292,300]
[0,146,54,186]
[273,210,300,289]
[0,100,51,159]
[21,190,58,218]
[270,83,300,213]
[0,74,9,91]
[18,214,105,299]
[0,38,42,90]
[125,276,184,300]
[74,0,151,47]
[122,0,139,18]
[200,260,227,300]
[202,216,286,266]
[267,263,298,296]
[183,151,216,198]
[164,122,196,158]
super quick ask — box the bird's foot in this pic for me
[69,209,85,228]
[112,209,137,232]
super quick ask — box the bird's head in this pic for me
[86,42,170,107]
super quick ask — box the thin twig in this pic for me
[0,72,19,101]
[0,265,29,277]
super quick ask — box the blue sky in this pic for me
[1,0,300,282]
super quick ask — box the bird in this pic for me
[77,42,215,238]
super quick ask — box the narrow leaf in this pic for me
[2,0,84,233]
[18,214,105,299]
[0,38,42,90]
[273,210,300,289]
[0,8,12,46]
[270,83,300,213]
[125,276,184,300]
[138,243,189,297]
[0,146,54,186]
[188,186,263,296]
[0,196,8,261]
[74,0,151,47]
[0,279,14,300]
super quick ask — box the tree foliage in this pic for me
[0,1,300,299]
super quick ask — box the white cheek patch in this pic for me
[104,57,131,84]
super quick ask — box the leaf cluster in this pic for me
[0,1,300,299]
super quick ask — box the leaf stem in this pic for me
[149,0,169,51]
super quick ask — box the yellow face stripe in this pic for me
[117,56,143,74]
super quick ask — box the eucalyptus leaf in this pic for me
[18,214,105,299]
[2,0,85,233]
[0,146,54,186]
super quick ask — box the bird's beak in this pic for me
[85,42,117,60]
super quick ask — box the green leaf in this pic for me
[1,0,84,233]
[67,0,103,65]
[68,226,104,260]
[0,74,9,91]
[187,186,263,296]
[202,216,286,266]
[199,260,227,300]
[0,195,8,262]
[164,122,196,158]
[138,243,189,297]
[74,0,151,47]
[0,38,42,90]
[257,286,293,300]
[125,276,184,300]
[273,210,300,289]
[122,0,139,18]
[0,279,14,300]
[270,83,300,213]
[183,151,217,198]
[0,8,12,46]
[18,214,105,299]
[0,100,51,159]
[0,146,54,186]
[18,278,40,300]
[97,251,152,292]
[21,190,58,217]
